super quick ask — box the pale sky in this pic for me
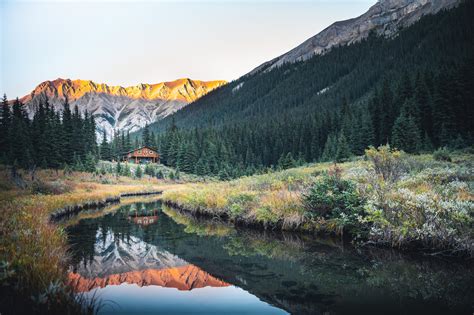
[1,0,374,98]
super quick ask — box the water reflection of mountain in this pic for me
[69,229,188,278]
[69,265,229,292]
[66,201,474,315]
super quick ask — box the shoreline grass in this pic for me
[161,148,474,257]
[0,167,179,314]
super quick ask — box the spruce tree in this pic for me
[391,113,421,153]
[335,132,351,162]
[0,94,11,162]
[100,130,112,161]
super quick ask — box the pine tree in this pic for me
[135,165,143,178]
[321,133,338,162]
[142,124,152,147]
[61,97,74,164]
[335,132,351,162]
[122,163,131,177]
[10,98,31,168]
[391,113,421,153]
[100,130,112,161]
[0,94,11,162]
[83,152,97,173]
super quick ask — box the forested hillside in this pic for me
[0,96,97,170]
[139,1,473,178]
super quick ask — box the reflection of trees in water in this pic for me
[66,202,474,315]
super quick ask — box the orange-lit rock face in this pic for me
[68,265,229,292]
[21,78,227,104]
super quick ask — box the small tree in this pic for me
[122,163,131,176]
[116,161,122,176]
[302,168,364,231]
[84,152,97,173]
[135,165,143,179]
[156,169,164,179]
[335,132,351,162]
[144,163,154,176]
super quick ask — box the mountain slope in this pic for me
[250,0,460,74]
[140,0,473,177]
[20,78,226,137]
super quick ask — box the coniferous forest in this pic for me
[0,95,97,171]
[138,1,474,178]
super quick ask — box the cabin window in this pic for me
[138,150,141,154]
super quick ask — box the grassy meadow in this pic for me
[162,146,474,256]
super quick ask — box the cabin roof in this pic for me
[122,146,159,155]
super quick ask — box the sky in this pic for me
[1,0,374,98]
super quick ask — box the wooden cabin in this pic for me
[123,146,160,164]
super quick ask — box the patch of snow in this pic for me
[317,86,330,95]
[232,82,244,94]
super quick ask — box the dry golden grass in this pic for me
[0,166,180,313]
[161,161,347,230]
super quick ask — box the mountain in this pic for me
[251,0,460,74]
[140,0,473,177]
[20,78,226,137]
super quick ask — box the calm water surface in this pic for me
[65,200,473,314]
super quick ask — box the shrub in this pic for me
[228,192,256,218]
[255,206,279,226]
[365,145,405,182]
[433,147,452,162]
[302,171,364,228]
[30,180,72,195]
[364,188,473,254]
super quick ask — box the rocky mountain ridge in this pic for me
[20,78,226,137]
[251,0,460,74]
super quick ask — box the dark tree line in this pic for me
[135,1,473,178]
[99,129,134,162]
[0,95,97,170]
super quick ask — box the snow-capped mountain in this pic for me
[250,0,460,74]
[20,78,226,138]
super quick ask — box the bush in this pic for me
[365,145,405,182]
[302,171,364,228]
[433,147,452,162]
[364,188,473,254]
[30,180,72,195]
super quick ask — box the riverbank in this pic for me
[0,167,178,314]
[162,147,474,257]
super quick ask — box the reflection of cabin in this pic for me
[128,206,158,226]
[123,146,160,164]
[129,215,158,226]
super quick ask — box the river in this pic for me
[63,199,473,314]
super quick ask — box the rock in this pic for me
[19,78,226,137]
